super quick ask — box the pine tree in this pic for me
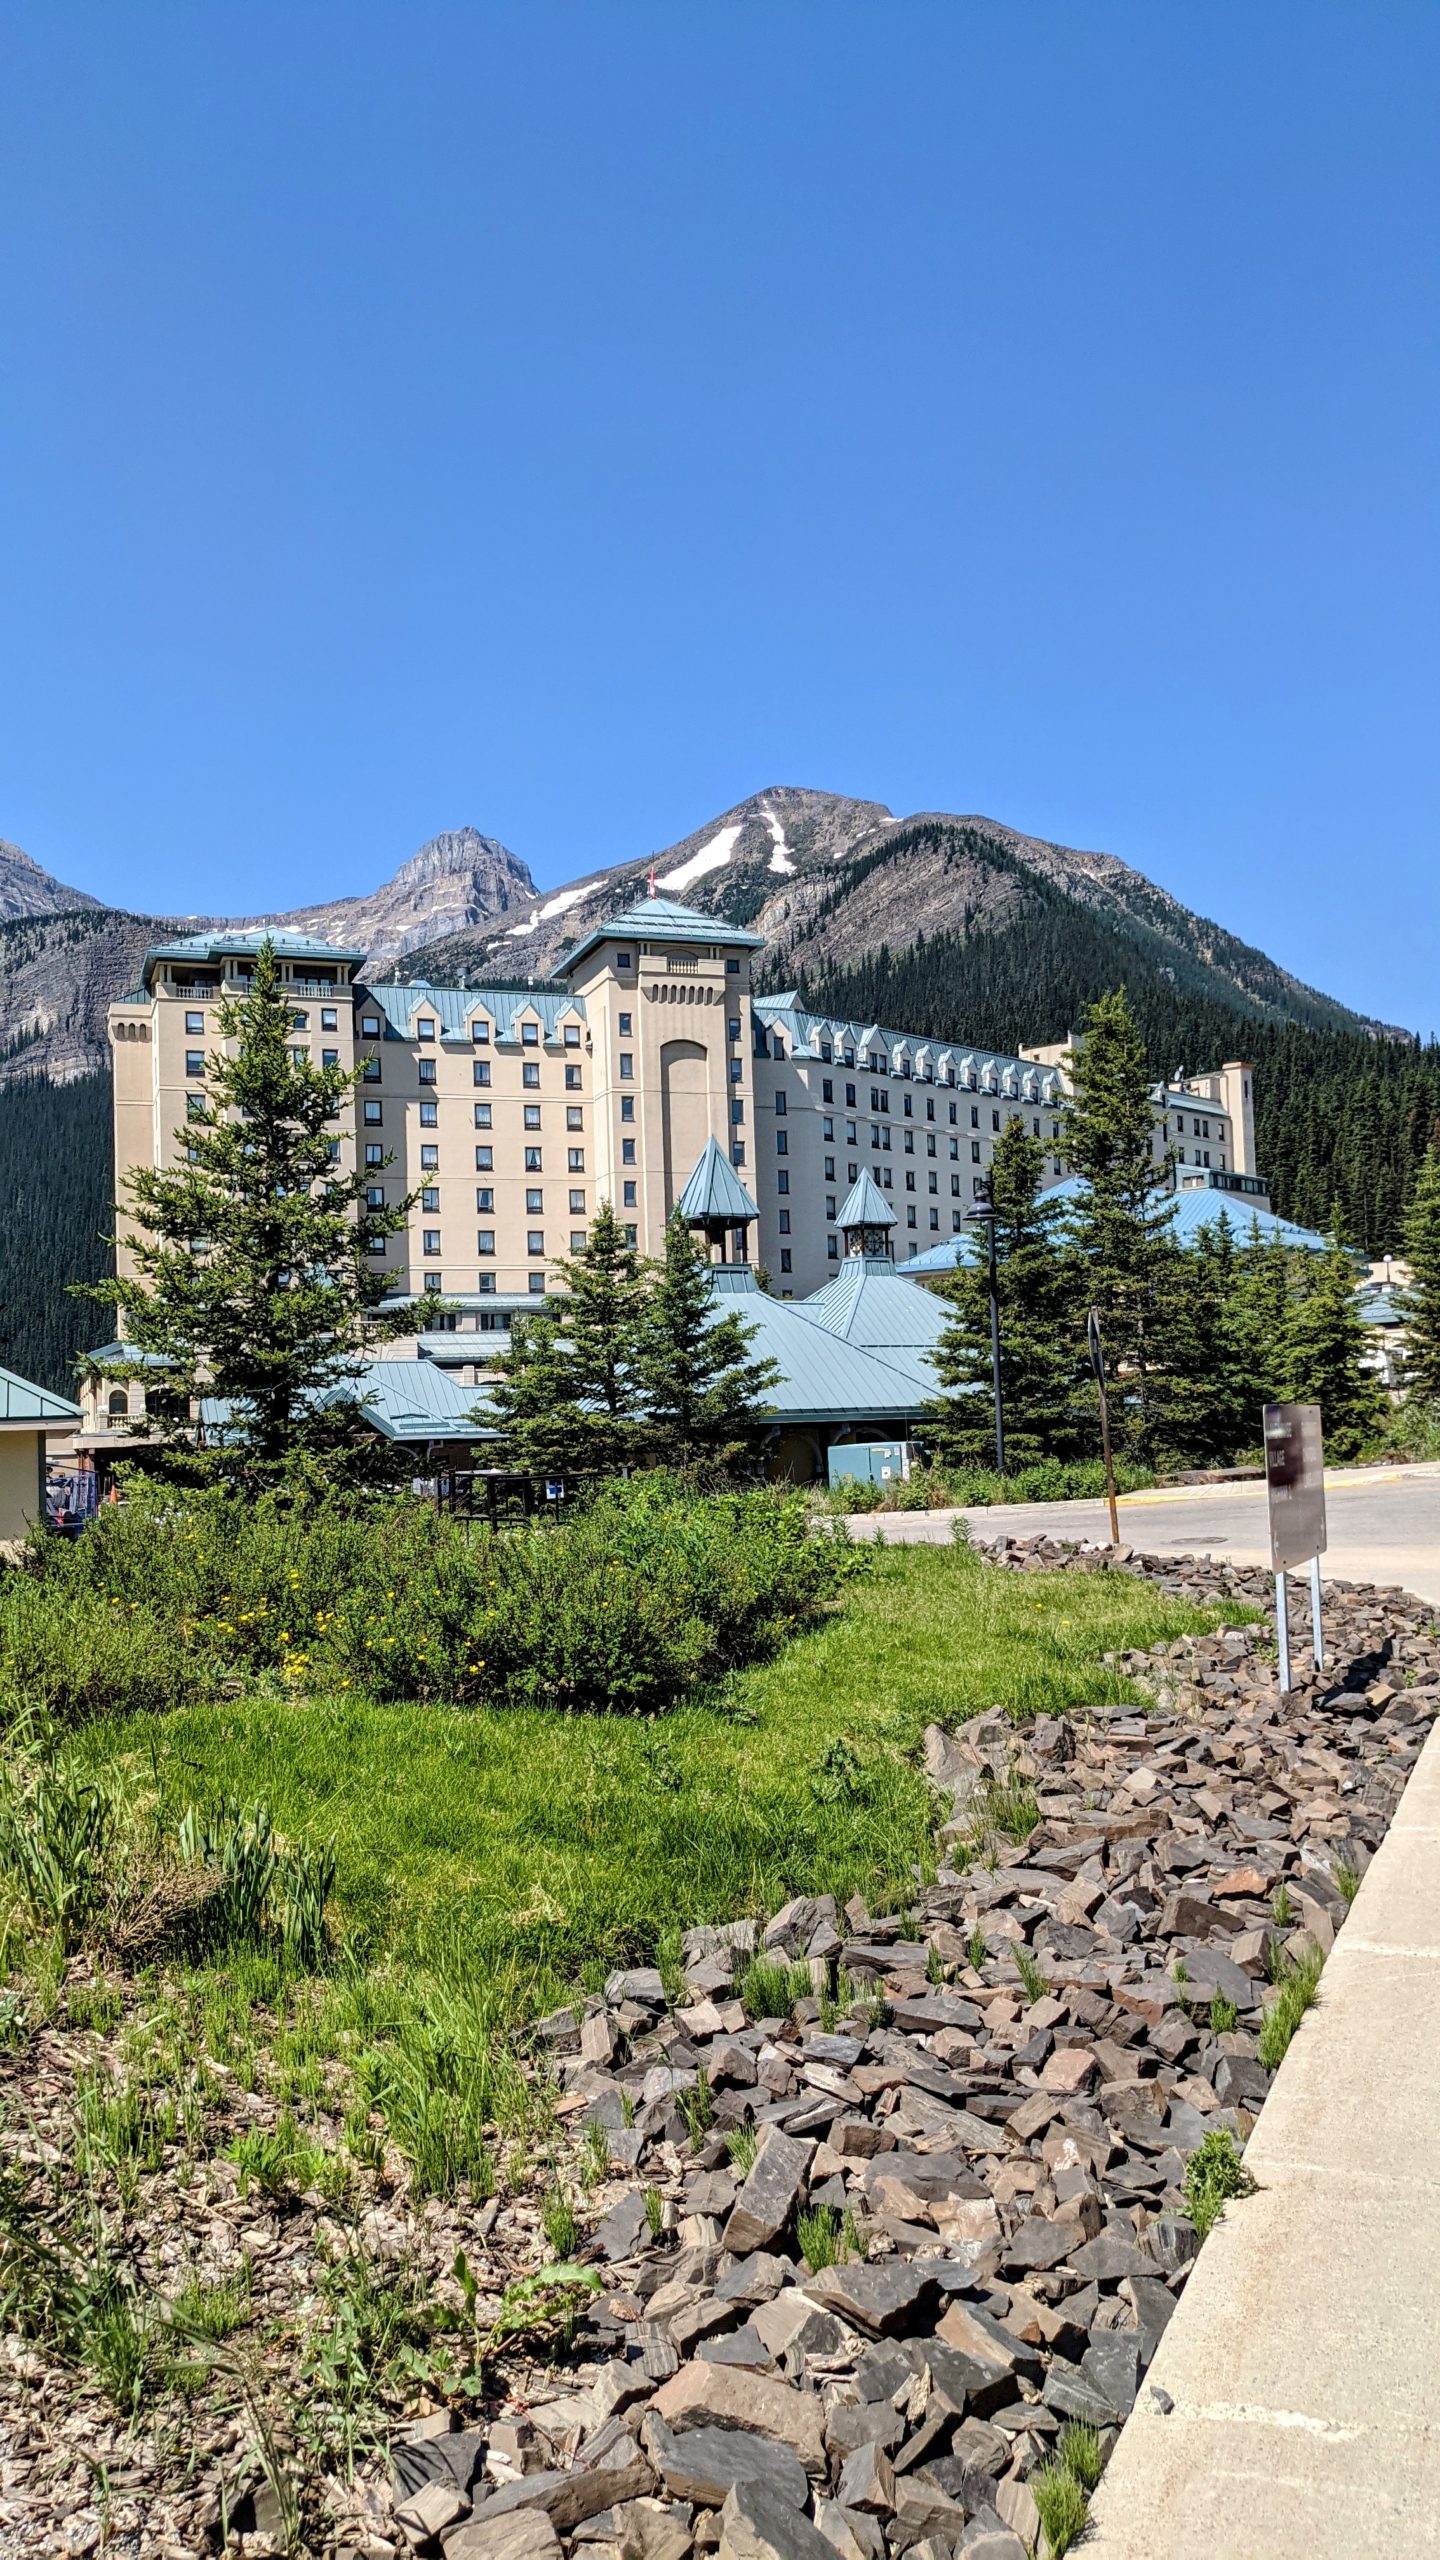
[924,1120,1084,1468]
[85,940,419,1478]
[1397,1141,1440,1405]
[1061,989,1190,1461]
[633,1214,780,1472]
[1161,1217,1255,1465]
[1279,1218,1389,1459]
[1227,1220,1297,1436]
[485,1202,649,1482]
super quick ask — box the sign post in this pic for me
[1087,1307,1120,1548]
[1262,1403,1327,1693]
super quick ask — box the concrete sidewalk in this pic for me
[1082,1708,1440,2558]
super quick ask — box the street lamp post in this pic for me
[967,1179,1005,1477]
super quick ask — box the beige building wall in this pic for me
[0,1431,44,1543]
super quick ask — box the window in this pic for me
[621,1097,635,1122]
[365,1143,383,1166]
[951,1174,961,1197]
[568,1147,585,1171]
[524,1147,542,1171]
[822,1117,834,1142]
[927,1171,938,1193]
[419,1100,437,1127]
[527,1231,545,1257]
[367,1236,387,1257]
[524,1104,541,1130]
[185,1050,204,1078]
[848,1162,858,1182]
[622,1180,636,1207]
[474,1103,492,1129]
[476,1187,494,1211]
[528,1273,547,1294]
[566,1105,583,1130]
[422,1229,441,1256]
[422,1186,439,1212]
[775,1130,788,1156]
[184,1093,205,1120]
[992,1110,1000,1131]
[728,1017,741,1042]
[289,1046,306,1066]
[972,1140,982,1162]
[778,1210,791,1235]
[623,1223,639,1244]
[418,1058,437,1084]
[926,1133,936,1156]
[321,1008,337,1031]
[971,1106,979,1128]
[417,1019,435,1042]
[522,1021,538,1046]
[903,1094,913,1119]
[473,1060,491,1086]
[323,1048,339,1068]
[774,1091,786,1115]
[777,1170,789,1194]
[470,1019,491,1046]
[618,1012,632,1035]
[727,957,739,973]
[569,1189,586,1212]
[291,1011,309,1031]
[1033,1117,1041,1137]
[526,1188,543,1213]
[475,1145,493,1171]
[846,1083,857,1108]
[926,1098,935,1121]
[522,1061,540,1089]
[616,953,632,971]
[827,1236,840,1261]
[570,1231,586,1251]
[477,1231,495,1255]
[906,1207,917,1229]
[424,1272,443,1292]
[622,1138,636,1164]
[905,1171,915,1192]
[564,1023,580,1047]
[565,1064,581,1090]
[731,1142,745,1166]
[619,1053,633,1080]
[929,1209,940,1230]
[364,1100,383,1125]
[952,1211,963,1232]
[185,1011,204,1035]
[822,1079,834,1104]
[904,1131,914,1154]
[421,1144,438,1170]
[780,1249,792,1273]
[361,1015,381,1037]
[730,1100,743,1124]
[367,1186,385,1210]
[949,1137,959,1160]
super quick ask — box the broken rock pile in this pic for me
[390,1543,1440,2560]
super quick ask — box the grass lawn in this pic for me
[78,1538,1239,2021]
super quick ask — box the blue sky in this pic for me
[2,2,1436,1030]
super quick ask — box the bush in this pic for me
[827,1458,1159,1512]
[1,1477,849,1725]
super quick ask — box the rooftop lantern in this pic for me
[675,1137,760,1265]
[836,1170,896,1263]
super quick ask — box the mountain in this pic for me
[0,837,101,923]
[246,826,537,973]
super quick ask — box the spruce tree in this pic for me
[633,1214,779,1472]
[1061,989,1189,1461]
[86,940,419,1478]
[925,1120,1084,1468]
[1161,1218,1254,1465]
[1279,1218,1389,1459]
[1397,1141,1440,1405]
[484,1202,648,1482]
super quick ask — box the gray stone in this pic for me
[723,2133,815,2255]
[396,2478,470,2538]
[607,1968,668,2010]
[393,2425,489,2502]
[718,2480,840,2560]
[835,2442,895,2515]
[471,2463,653,2535]
[595,2190,653,2262]
[1064,2230,1155,2283]
[1145,2213,1200,2272]
[1042,2358,1117,2428]
[643,2417,810,2511]
[1000,2217,1073,2273]
[1080,2328,1142,2420]
[445,2512,563,2560]
[802,2259,939,2337]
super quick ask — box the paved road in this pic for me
[846,1461,1440,1606]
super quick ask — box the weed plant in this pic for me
[1259,1948,1324,2070]
[1183,2127,1256,2239]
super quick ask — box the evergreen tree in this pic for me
[1228,1220,1297,1435]
[925,1120,1084,1467]
[85,941,419,1477]
[1061,990,1190,1461]
[1279,1217,1389,1459]
[1397,1141,1440,1405]
[633,1215,780,1472]
[484,1202,650,1483]
[1161,1218,1255,1465]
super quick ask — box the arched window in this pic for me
[107,1389,128,1419]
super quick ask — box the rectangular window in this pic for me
[524,1104,541,1129]
[471,1019,490,1044]
[622,1097,635,1123]
[730,1100,743,1125]
[365,1143,383,1166]
[422,1229,441,1256]
[367,1236,387,1257]
[528,1272,546,1294]
[904,1131,914,1153]
[825,1197,837,1221]
[622,1180,636,1207]
[422,1186,439,1212]
[364,1100,382,1124]
[362,1057,381,1084]
[320,1007,338,1031]
[527,1231,545,1257]
[361,1015,381,1037]
[526,1188,543,1213]
[827,1235,839,1261]
[476,1187,494,1211]
[475,1145,493,1171]
[566,1105,583,1130]
[419,1100,438,1127]
[619,1053,633,1080]
[570,1231,586,1252]
[731,1142,745,1165]
[780,1249,792,1273]
[774,1091,786,1114]
[185,1011,204,1035]
[366,1185,384,1209]
[778,1210,791,1235]
[775,1130,788,1155]
[477,1231,495,1255]
[971,1106,979,1127]
[565,1064,581,1089]
[904,1171,915,1192]
[185,1050,204,1078]
[473,1060,491,1086]
[928,1172,938,1193]
[951,1174,961,1196]
[906,1207,917,1228]
[474,1103,492,1129]
[728,1017,741,1041]
[185,1092,205,1119]
[564,1023,580,1047]
[568,1147,585,1171]
[525,1147,542,1171]
[616,953,632,971]
[618,1012,632,1035]
[929,1209,940,1230]
[972,1140,981,1162]
[777,1170,789,1194]
[290,1010,308,1031]
[622,1138,636,1164]
[847,1083,857,1108]
[992,1110,1000,1131]
[729,1058,742,1083]
[421,1145,438,1170]
[822,1079,833,1104]
[522,1062,540,1089]
[569,1189,586,1213]
[727,957,739,973]
[624,1223,638,1245]
[323,1048,339,1068]
[478,1273,496,1297]
[823,1156,835,1180]
[522,1021,539,1046]
[414,1018,434,1042]
[418,1057,437,1084]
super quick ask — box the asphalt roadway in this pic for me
[847,1460,1440,1607]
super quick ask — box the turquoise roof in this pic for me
[202,1354,486,1446]
[753,996,1065,1100]
[901,1176,1332,1278]
[557,894,764,975]
[144,928,364,971]
[359,982,586,1043]
[837,1170,896,1230]
[0,1364,81,1426]
[677,1138,759,1226]
[800,1256,949,1358]
[700,1269,933,1425]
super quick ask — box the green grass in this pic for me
[1183,2127,1256,2241]
[1259,1947,1324,2071]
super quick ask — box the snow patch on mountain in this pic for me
[657,824,743,893]
[761,806,796,876]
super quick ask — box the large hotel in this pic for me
[110,892,1263,1316]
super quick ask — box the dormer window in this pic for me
[522,1021,539,1046]
[471,1020,490,1043]
[417,1019,435,1042]
[361,1015,381,1037]
[564,1023,580,1046]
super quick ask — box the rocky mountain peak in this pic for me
[0,838,101,924]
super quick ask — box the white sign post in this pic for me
[1263,1402,1327,1693]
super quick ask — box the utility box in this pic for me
[827,1440,915,1492]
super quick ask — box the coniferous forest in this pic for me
[0,1073,114,1392]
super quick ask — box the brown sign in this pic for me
[1263,1402,1326,1572]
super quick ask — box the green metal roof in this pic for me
[144,928,364,974]
[702,1269,933,1425]
[677,1138,759,1226]
[359,983,586,1043]
[836,1171,896,1230]
[800,1256,950,1360]
[557,895,765,976]
[0,1364,81,1425]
